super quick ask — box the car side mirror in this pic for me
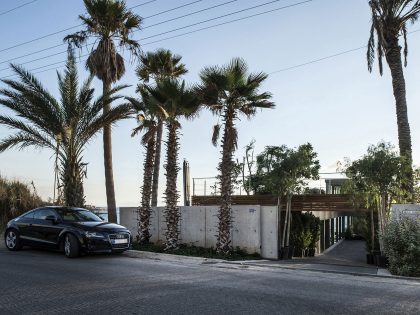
[46,215,59,224]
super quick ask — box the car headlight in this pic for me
[84,231,106,239]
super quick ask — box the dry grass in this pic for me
[0,176,42,232]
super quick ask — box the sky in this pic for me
[1,0,420,207]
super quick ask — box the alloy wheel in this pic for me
[64,236,71,256]
[6,231,17,249]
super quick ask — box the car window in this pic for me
[55,208,102,222]
[33,209,57,220]
[21,211,34,219]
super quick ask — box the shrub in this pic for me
[131,243,261,261]
[383,217,420,277]
[0,176,42,232]
[290,212,320,257]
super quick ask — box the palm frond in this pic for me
[367,0,420,72]
[1,67,63,136]
[0,132,53,153]
[66,0,142,82]
[78,103,133,146]
[367,24,376,73]
[136,48,187,83]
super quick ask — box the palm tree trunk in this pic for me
[164,122,180,250]
[53,140,60,203]
[103,79,117,223]
[61,155,85,208]
[385,39,414,199]
[217,108,236,254]
[138,135,156,244]
[151,118,163,207]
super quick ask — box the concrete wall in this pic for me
[391,204,420,221]
[120,205,279,259]
[260,206,278,259]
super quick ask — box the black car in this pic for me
[4,206,131,258]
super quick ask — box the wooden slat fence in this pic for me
[191,194,364,212]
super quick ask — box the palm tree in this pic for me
[145,79,200,250]
[198,58,275,254]
[136,49,188,207]
[127,90,167,243]
[367,0,420,198]
[0,50,132,207]
[64,0,142,222]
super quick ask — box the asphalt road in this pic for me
[0,246,419,315]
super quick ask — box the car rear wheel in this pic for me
[64,234,79,258]
[5,229,22,251]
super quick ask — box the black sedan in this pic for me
[4,206,131,258]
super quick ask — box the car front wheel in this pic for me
[64,234,79,258]
[5,229,22,251]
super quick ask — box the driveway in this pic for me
[0,244,419,314]
[250,240,379,275]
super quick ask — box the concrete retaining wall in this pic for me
[120,205,278,259]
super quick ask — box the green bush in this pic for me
[383,217,420,277]
[349,212,380,251]
[0,176,42,232]
[290,212,320,257]
[131,243,261,261]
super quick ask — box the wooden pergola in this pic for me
[192,194,366,212]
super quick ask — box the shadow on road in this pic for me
[0,245,126,261]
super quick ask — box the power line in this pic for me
[0,0,205,65]
[142,1,312,45]
[130,0,158,9]
[0,43,64,66]
[24,13,420,83]
[145,0,204,19]
[268,27,420,75]
[2,0,313,79]
[268,46,367,74]
[0,0,239,72]
[142,0,238,31]
[0,0,158,54]
[140,0,289,41]
[0,0,38,16]
[1,0,290,72]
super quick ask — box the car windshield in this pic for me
[55,208,102,222]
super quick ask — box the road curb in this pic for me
[124,250,224,265]
[229,261,420,282]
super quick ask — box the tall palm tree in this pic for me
[198,58,275,254]
[127,90,167,243]
[136,49,188,207]
[367,0,420,199]
[0,50,132,207]
[64,0,142,222]
[145,79,200,250]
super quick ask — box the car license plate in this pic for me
[112,239,128,244]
